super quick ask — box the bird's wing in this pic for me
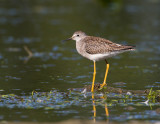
[84,36,134,54]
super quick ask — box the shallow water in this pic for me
[0,0,160,123]
[0,90,159,122]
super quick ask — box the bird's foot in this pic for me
[99,83,107,90]
[100,83,106,88]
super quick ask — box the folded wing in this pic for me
[84,36,135,54]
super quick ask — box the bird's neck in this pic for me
[75,36,87,42]
[76,39,84,54]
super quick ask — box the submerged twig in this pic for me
[24,45,33,64]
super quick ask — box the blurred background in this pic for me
[0,0,160,122]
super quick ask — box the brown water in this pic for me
[0,0,160,123]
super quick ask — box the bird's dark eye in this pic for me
[77,35,79,37]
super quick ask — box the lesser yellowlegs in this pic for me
[64,31,135,92]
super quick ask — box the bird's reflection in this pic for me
[92,93,109,122]
[92,93,96,122]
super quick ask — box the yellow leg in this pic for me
[101,60,109,88]
[92,93,96,122]
[100,95,109,118]
[91,61,96,92]
[105,103,109,117]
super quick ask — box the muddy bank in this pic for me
[79,84,160,102]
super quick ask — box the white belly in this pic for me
[87,51,125,61]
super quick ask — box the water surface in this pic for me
[0,0,160,123]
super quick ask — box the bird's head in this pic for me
[63,31,87,42]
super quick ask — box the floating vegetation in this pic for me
[147,88,160,103]
[0,90,73,109]
[0,88,160,122]
[0,87,159,110]
[82,84,160,103]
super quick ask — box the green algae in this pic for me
[0,88,159,110]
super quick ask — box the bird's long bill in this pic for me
[62,37,72,42]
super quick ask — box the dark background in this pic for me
[0,0,160,122]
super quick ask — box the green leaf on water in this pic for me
[44,107,54,110]
[1,95,9,98]
[8,94,15,97]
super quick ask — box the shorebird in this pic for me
[64,31,135,92]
